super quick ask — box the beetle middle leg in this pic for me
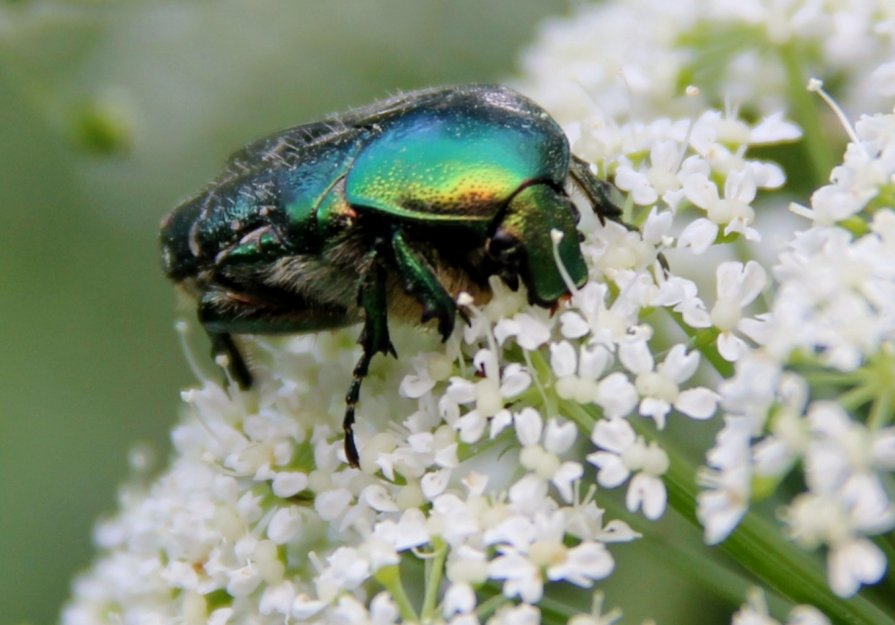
[345,246,397,467]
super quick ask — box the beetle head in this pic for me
[493,184,588,306]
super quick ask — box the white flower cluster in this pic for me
[698,114,895,597]
[517,0,895,123]
[62,107,792,623]
[63,0,895,623]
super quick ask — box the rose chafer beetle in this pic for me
[160,84,621,466]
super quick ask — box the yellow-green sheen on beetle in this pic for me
[160,84,622,466]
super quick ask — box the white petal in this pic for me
[500,363,531,398]
[443,582,476,616]
[513,313,553,350]
[588,452,630,488]
[871,428,895,469]
[642,208,673,244]
[716,261,747,301]
[550,341,578,378]
[661,343,699,383]
[362,485,399,512]
[421,469,451,500]
[683,172,719,210]
[547,541,614,586]
[560,311,590,338]
[578,343,611,379]
[737,260,767,306]
[590,416,636,452]
[619,339,654,374]
[738,314,772,345]
[457,411,487,444]
[514,407,543,447]
[545,418,577,454]
[399,373,436,399]
[268,506,303,544]
[489,408,513,439]
[493,319,520,345]
[271,471,309,498]
[828,539,886,597]
[677,218,718,254]
[639,397,671,428]
[626,473,667,520]
[445,377,477,404]
[675,387,719,420]
[698,487,747,545]
[750,111,802,143]
[718,331,747,361]
[551,461,584,503]
[595,373,638,419]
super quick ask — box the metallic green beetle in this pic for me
[160,84,620,466]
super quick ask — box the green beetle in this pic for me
[160,84,620,466]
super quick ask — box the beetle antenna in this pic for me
[550,229,582,298]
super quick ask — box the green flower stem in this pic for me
[875,537,895,593]
[796,370,864,387]
[373,565,418,622]
[861,350,895,429]
[538,594,583,623]
[659,433,895,625]
[838,383,879,413]
[524,349,558,418]
[867,386,893,430]
[594,478,796,617]
[420,537,448,621]
[778,42,838,190]
[475,590,509,621]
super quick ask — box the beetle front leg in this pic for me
[344,248,397,467]
[208,331,254,389]
[391,229,459,341]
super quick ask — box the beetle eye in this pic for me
[487,229,521,260]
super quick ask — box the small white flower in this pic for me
[588,418,669,519]
[494,309,554,350]
[550,340,613,405]
[680,168,760,252]
[487,510,614,602]
[619,341,719,427]
[515,408,583,502]
[698,416,754,544]
[441,349,531,444]
[614,139,685,206]
[711,260,769,361]
[782,489,891,597]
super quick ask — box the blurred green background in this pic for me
[1,3,730,624]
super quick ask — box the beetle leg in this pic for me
[198,288,351,390]
[344,248,397,467]
[208,331,254,389]
[391,229,458,341]
[569,155,622,224]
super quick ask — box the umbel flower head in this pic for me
[64,1,895,624]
